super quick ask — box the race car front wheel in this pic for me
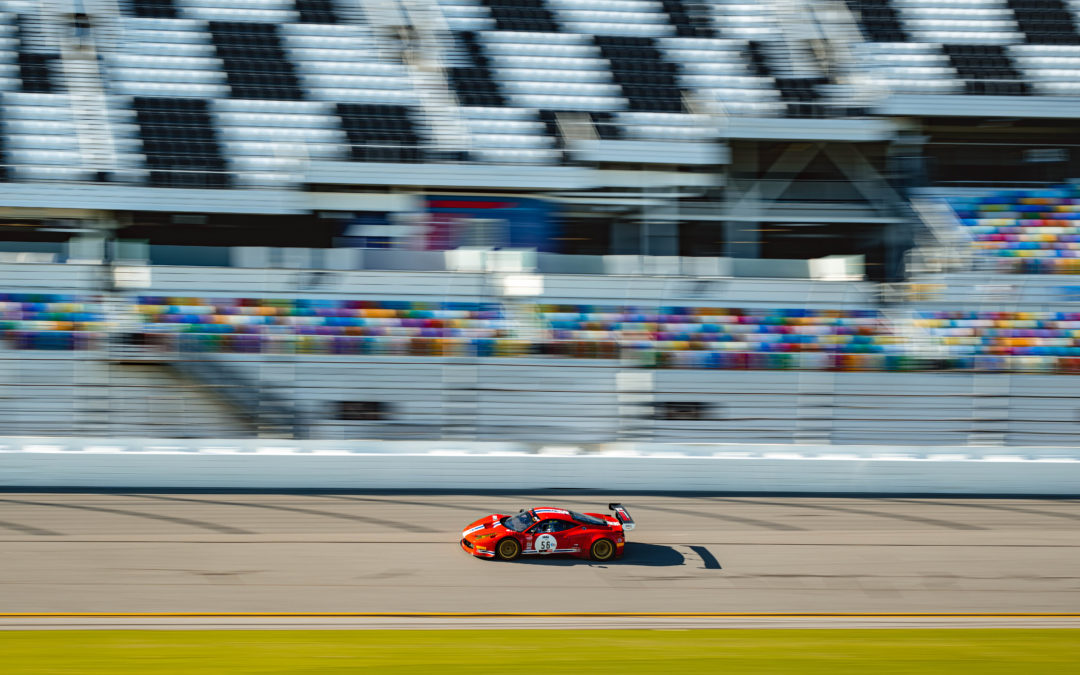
[495,537,521,561]
[590,538,616,562]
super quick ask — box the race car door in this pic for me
[529,519,578,554]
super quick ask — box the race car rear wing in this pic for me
[608,503,635,531]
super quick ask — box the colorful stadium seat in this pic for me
[947,187,1080,274]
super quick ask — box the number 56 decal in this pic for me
[535,534,557,554]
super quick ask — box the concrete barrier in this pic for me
[0,438,1077,493]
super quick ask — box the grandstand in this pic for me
[0,0,1079,446]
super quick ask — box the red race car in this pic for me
[460,503,635,561]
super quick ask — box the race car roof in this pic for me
[532,507,609,527]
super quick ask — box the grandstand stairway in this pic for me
[399,0,473,160]
[96,361,250,437]
[746,40,831,118]
[59,40,116,180]
[168,354,305,437]
[969,373,1011,446]
[0,346,247,437]
[440,362,480,440]
[409,65,471,161]
[794,370,835,444]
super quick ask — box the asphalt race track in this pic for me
[0,493,1078,627]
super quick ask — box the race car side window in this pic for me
[541,520,576,533]
[531,519,579,534]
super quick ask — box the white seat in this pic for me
[4,106,74,121]
[562,21,673,36]
[214,99,332,113]
[461,106,540,120]
[299,61,408,76]
[216,126,342,142]
[556,10,669,24]
[510,93,626,111]
[501,81,623,96]
[471,133,552,148]
[5,119,77,133]
[470,147,561,164]
[11,165,93,181]
[107,54,223,70]
[466,118,546,134]
[7,149,83,165]
[181,8,299,22]
[124,29,209,45]
[480,31,589,45]
[305,88,420,104]
[288,48,386,62]
[445,17,496,30]
[216,111,336,127]
[300,74,412,90]
[548,0,663,9]
[122,42,218,57]
[488,55,607,69]
[108,68,226,84]
[109,81,231,97]
[495,68,613,83]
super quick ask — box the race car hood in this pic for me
[461,514,507,540]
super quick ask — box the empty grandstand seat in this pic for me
[0,294,105,350]
[847,0,1080,95]
[130,297,902,369]
[947,185,1080,273]
[135,296,514,355]
[913,309,1080,371]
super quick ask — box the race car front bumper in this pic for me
[461,537,495,558]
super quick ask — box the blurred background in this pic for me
[1,0,1079,447]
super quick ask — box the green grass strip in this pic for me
[3,629,1078,674]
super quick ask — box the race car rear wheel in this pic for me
[590,538,616,562]
[495,537,521,561]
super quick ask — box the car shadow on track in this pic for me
[509,542,684,567]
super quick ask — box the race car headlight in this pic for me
[473,534,493,541]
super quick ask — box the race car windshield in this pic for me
[501,511,535,532]
[570,511,607,526]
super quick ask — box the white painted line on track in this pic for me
[2,615,1080,630]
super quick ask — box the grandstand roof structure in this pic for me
[0,0,1076,285]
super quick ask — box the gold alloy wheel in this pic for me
[497,538,520,560]
[591,539,614,561]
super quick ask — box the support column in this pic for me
[723,141,762,258]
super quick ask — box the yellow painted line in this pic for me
[1,612,1078,618]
